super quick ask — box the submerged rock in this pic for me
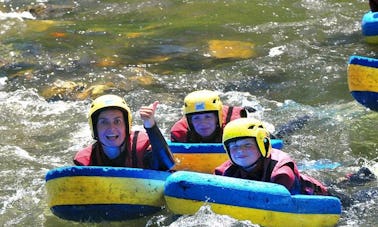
[25,3,77,19]
[41,79,86,101]
[76,82,115,100]
[208,40,256,59]
[41,80,117,101]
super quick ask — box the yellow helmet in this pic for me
[222,118,272,158]
[183,90,223,127]
[88,94,132,139]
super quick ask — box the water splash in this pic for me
[0,11,35,21]
[168,205,259,227]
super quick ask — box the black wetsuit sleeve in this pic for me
[145,124,175,171]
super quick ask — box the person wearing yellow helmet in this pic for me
[73,94,175,170]
[170,90,256,143]
[215,118,328,196]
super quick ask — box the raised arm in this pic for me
[139,101,175,170]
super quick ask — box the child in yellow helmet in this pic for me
[215,118,328,195]
[170,90,256,143]
[215,118,378,207]
[74,94,175,170]
[170,90,310,143]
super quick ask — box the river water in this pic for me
[1,0,377,226]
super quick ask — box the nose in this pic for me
[105,121,118,130]
[197,117,208,124]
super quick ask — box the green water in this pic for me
[1,0,377,226]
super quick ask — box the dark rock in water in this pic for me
[272,115,310,139]
[347,167,377,185]
[327,186,355,208]
[328,167,377,207]
[25,3,77,19]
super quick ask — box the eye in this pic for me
[228,144,238,151]
[114,118,123,125]
[97,118,109,126]
[191,115,200,121]
[228,142,255,151]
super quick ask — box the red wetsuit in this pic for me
[74,124,174,170]
[214,149,328,195]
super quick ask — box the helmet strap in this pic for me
[263,137,270,157]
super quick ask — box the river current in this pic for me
[1,0,377,226]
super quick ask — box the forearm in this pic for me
[145,124,175,170]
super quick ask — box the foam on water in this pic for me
[0,11,35,21]
[167,205,259,227]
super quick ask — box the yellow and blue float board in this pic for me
[168,139,283,173]
[362,11,378,44]
[45,166,171,222]
[347,55,378,111]
[164,171,341,227]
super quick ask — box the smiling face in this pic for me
[228,138,261,168]
[96,109,126,147]
[190,112,218,138]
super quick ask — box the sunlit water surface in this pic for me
[1,0,377,226]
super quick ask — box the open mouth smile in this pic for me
[106,134,119,140]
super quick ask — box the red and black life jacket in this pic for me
[214,149,328,195]
[73,130,151,167]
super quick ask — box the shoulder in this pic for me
[74,144,94,166]
[221,105,247,124]
[171,116,188,130]
[170,117,189,142]
[130,130,149,143]
[75,144,93,156]
[269,149,300,177]
[269,149,298,172]
[214,160,234,175]
[270,149,292,160]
